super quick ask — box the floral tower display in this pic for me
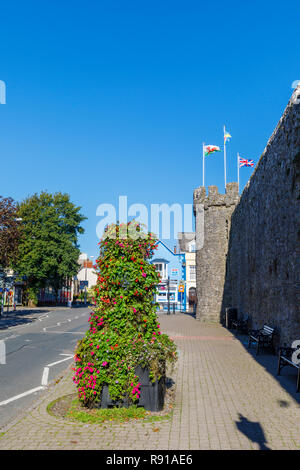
[73,221,177,410]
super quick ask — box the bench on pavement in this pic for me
[277,344,300,392]
[231,314,250,333]
[248,324,276,355]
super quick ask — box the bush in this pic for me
[26,287,38,307]
[72,221,177,408]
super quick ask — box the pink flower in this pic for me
[133,308,137,313]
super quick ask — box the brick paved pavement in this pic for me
[1,313,300,450]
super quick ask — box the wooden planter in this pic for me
[98,366,166,411]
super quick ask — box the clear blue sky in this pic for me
[1,0,299,258]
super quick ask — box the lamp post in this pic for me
[84,255,94,305]
[0,271,15,314]
[84,263,87,305]
[167,276,170,315]
[0,271,5,316]
[0,218,23,314]
[181,260,186,313]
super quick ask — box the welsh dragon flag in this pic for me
[204,145,221,156]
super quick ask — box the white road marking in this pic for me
[43,331,85,335]
[41,367,49,386]
[0,334,20,342]
[0,310,90,405]
[0,354,74,406]
[0,340,6,364]
[0,386,45,406]
[46,355,73,368]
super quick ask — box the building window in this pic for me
[189,265,196,280]
[154,262,168,280]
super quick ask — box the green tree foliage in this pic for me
[0,196,21,269]
[15,191,86,300]
[73,221,177,408]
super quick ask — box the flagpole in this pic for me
[202,143,205,187]
[237,153,240,190]
[223,126,227,191]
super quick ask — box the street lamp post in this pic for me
[0,218,22,315]
[0,272,5,316]
[84,264,87,305]
[167,276,170,315]
[84,255,94,305]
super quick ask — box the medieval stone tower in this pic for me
[193,183,239,322]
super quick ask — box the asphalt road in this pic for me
[0,306,90,429]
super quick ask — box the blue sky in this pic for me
[1,0,299,258]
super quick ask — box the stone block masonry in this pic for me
[193,85,300,346]
[193,183,239,322]
[223,86,300,347]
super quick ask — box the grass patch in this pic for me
[67,399,148,424]
[47,394,172,425]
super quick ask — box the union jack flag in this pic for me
[239,158,254,168]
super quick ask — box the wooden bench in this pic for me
[277,345,300,392]
[231,314,250,333]
[248,325,275,355]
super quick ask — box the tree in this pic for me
[15,191,86,304]
[73,221,177,408]
[0,196,21,269]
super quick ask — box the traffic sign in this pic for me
[80,281,89,289]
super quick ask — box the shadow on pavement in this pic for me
[156,309,196,319]
[183,310,196,319]
[0,304,91,330]
[235,413,271,450]
[229,328,300,405]
[0,308,50,330]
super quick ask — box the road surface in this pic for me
[0,306,90,428]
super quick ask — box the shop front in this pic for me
[151,240,186,312]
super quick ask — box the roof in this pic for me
[177,232,195,253]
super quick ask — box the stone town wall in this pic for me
[223,87,300,346]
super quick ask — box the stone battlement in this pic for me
[193,182,239,214]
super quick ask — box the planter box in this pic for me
[98,366,166,411]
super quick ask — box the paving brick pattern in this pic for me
[1,314,300,450]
